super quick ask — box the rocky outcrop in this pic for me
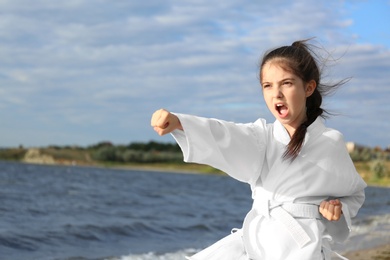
[23,148,55,165]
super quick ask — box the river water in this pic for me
[0,161,389,260]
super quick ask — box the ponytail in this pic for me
[283,89,324,160]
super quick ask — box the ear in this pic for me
[305,80,317,97]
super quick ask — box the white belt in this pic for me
[242,199,321,258]
[270,205,320,247]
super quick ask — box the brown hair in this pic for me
[260,39,346,160]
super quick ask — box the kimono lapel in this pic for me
[302,117,326,147]
[273,117,326,148]
[273,120,290,145]
[262,117,327,197]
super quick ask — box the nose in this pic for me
[274,87,283,98]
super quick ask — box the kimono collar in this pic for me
[273,117,326,146]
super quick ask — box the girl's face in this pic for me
[261,62,316,137]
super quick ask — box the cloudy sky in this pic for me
[1,0,389,148]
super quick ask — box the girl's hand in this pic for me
[319,199,342,221]
[151,109,183,136]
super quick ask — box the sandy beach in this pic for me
[343,244,390,260]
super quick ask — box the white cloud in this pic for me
[0,0,389,147]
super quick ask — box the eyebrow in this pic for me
[261,77,296,85]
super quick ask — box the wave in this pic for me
[351,213,390,237]
[332,213,390,254]
[105,248,199,260]
[105,214,390,259]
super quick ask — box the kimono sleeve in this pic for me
[171,113,267,184]
[322,188,366,242]
[320,131,367,242]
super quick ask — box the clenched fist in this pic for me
[151,109,183,136]
[319,199,342,221]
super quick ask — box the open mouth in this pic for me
[276,103,288,117]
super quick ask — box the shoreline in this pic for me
[112,164,210,175]
[3,159,390,187]
[5,159,222,175]
[103,163,390,188]
[342,244,390,260]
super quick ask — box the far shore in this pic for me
[7,158,223,175]
[2,145,388,187]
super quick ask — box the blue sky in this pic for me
[0,0,389,148]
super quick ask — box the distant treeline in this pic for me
[0,141,184,164]
[88,141,183,163]
[1,141,390,164]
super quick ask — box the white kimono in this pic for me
[171,114,366,260]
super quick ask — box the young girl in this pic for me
[151,40,366,260]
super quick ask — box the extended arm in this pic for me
[151,109,267,184]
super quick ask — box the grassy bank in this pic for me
[354,161,390,187]
[108,162,223,174]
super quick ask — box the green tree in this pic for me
[371,160,388,180]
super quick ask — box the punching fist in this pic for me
[151,109,183,136]
[319,199,342,221]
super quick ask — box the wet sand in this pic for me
[343,244,390,260]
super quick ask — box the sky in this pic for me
[0,0,389,149]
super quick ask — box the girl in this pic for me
[151,40,366,260]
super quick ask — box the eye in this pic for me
[262,84,271,89]
[283,81,292,86]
